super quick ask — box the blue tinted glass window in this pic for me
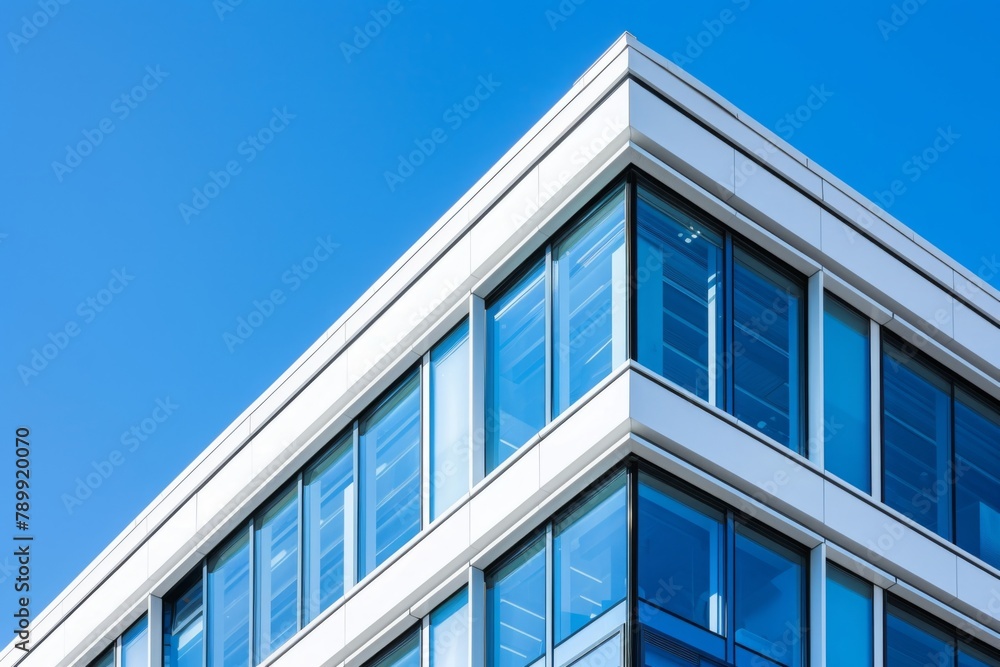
[430,589,469,667]
[360,372,421,576]
[431,323,471,519]
[733,250,804,452]
[165,578,203,667]
[955,389,1000,570]
[255,486,299,662]
[734,526,805,667]
[487,537,546,667]
[122,616,148,666]
[90,648,114,667]
[552,190,627,415]
[208,531,251,667]
[886,602,954,667]
[826,564,872,667]
[638,474,724,634]
[636,189,724,406]
[486,262,546,471]
[554,475,627,643]
[960,645,1000,667]
[371,630,421,667]
[303,432,353,622]
[823,296,871,492]
[883,344,952,538]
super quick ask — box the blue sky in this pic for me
[2,0,998,617]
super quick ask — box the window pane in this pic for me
[823,296,871,492]
[882,344,952,538]
[208,532,250,667]
[734,526,805,667]
[636,188,724,405]
[487,261,546,471]
[360,372,421,576]
[638,474,724,634]
[554,475,627,642]
[552,190,627,415]
[255,486,299,662]
[487,537,546,667]
[886,602,954,667]
[955,389,1000,569]
[122,616,149,667]
[90,648,114,667]
[826,564,872,667]
[960,644,1000,667]
[430,589,469,667]
[431,323,471,519]
[733,250,804,452]
[570,635,621,667]
[304,432,352,622]
[165,578,204,667]
[371,630,421,667]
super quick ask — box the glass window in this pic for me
[90,648,114,667]
[487,536,547,667]
[636,187,724,406]
[208,531,251,667]
[360,372,421,576]
[886,602,954,667]
[486,261,546,471]
[569,635,621,667]
[882,343,952,538]
[122,616,148,666]
[823,296,871,491]
[552,189,627,416]
[303,432,353,622]
[637,473,724,634]
[431,323,471,519]
[370,629,421,667]
[164,577,204,667]
[255,486,299,662]
[734,525,805,667]
[960,645,1000,667]
[430,589,470,667]
[954,389,1000,569]
[826,564,872,667]
[733,249,805,452]
[554,475,627,643]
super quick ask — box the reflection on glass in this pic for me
[886,602,953,667]
[430,589,469,667]
[165,578,203,667]
[208,531,250,667]
[733,250,804,452]
[487,537,546,667]
[304,432,353,622]
[636,188,724,406]
[638,474,724,633]
[554,475,627,642]
[826,564,872,666]
[90,648,114,667]
[883,344,952,538]
[360,373,421,576]
[823,296,871,492]
[255,487,299,662]
[955,389,1000,570]
[431,323,471,519]
[486,261,546,471]
[552,189,627,415]
[372,630,421,667]
[734,526,804,667]
[122,616,148,666]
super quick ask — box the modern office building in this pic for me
[9,33,1000,667]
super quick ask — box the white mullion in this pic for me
[808,271,825,466]
[870,320,882,501]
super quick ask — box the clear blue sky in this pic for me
[2,1,997,617]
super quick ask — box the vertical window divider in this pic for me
[421,352,432,529]
[114,632,122,667]
[421,612,431,667]
[626,171,638,363]
[950,382,958,544]
[627,459,639,667]
[808,544,826,667]
[545,523,554,667]
[248,520,255,667]
[201,562,208,667]
[722,235,735,414]
[470,567,486,667]
[878,329,887,508]
[149,596,162,667]
[724,511,736,662]
[544,245,553,425]
[296,472,304,634]
[807,273,825,467]
[876,585,887,667]
[347,421,359,589]
[870,319,882,501]
[470,295,486,490]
